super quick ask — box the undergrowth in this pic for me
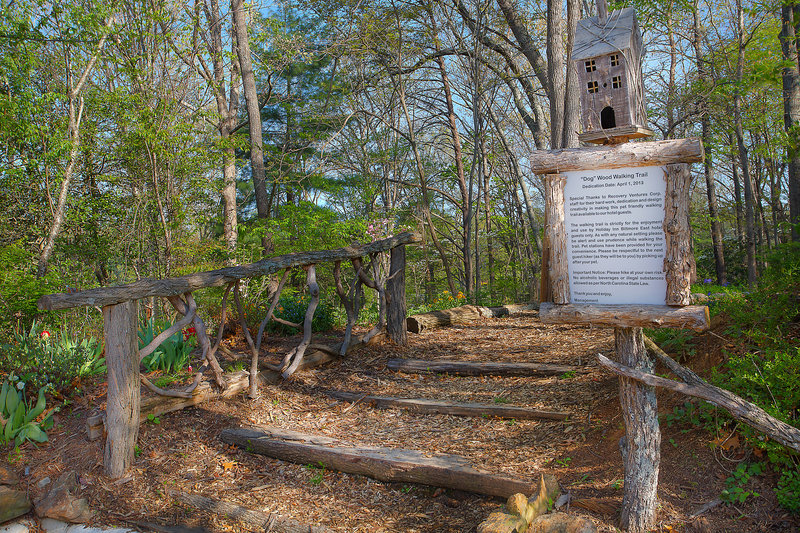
[658,242,800,513]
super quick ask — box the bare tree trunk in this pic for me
[562,0,580,149]
[692,1,726,283]
[782,3,800,241]
[546,0,565,148]
[38,19,114,277]
[734,0,758,284]
[231,0,269,220]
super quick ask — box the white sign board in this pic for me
[563,166,667,305]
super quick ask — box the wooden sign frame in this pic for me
[536,138,710,331]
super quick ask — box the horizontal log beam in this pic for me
[87,371,250,440]
[38,232,421,311]
[221,427,536,498]
[530,138,704,175]
[386,358,576,376]
[324,390,569,420]
[539,303,709,331]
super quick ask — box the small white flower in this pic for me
[16,382,25,390]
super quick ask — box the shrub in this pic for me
[0,377,55,446]
[0,322,105,393]
[266,295,335,335]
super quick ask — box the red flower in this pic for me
[40,330,50,339]
[183,326,196,340]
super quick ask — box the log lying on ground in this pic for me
[407,305,487,333]
[598,353,800,453]
[539,303,709,331]
[387,359,576,377]
[486,303,539,317]
[168,489,330,533]
[221,427,536,498]
[324,390,569,420]
[87,370,249,440]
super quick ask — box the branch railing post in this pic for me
[103,300,139,479]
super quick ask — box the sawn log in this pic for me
[324,390,569,420]
[386,359,576,377]
[220,427,536,498]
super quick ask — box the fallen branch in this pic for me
[168,489,330,533]
[597,354,800,452]
[387,358,576,377]
[221,427,536,498]
[324,390,569,420]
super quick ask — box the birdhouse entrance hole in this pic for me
[601,106,617,129]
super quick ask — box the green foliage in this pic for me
[662,401,716,432]
[266,295,335,335]
[776,469,800,514]
[721,462,763,504]
[408,290,467,315]
[138,318,196,373]
[0,377,54,446]
[0,245,60,332]
[0,322,105,393]
[644,328,696,360]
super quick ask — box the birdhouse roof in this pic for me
[572,7,642,61]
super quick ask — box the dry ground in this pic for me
[9,311,800,532]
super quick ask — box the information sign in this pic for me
[563,165,666,305]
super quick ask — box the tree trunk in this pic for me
[616,327,660,533]
[734,0,758,284]
[386,245,408,345]
[231,0,269,220]
[781,3,800,241]
[546,0,565,148]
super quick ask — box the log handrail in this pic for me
[37,232,422,311]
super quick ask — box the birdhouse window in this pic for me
[587,81,599,94]
[584,60,596,73]
[610,54,620,67]
[612,76,622,89]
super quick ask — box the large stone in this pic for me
[0,466,18,487]
[528,512,597,533]
[476,511,528,533]
[0,486,31,524]
[34,471,92,523]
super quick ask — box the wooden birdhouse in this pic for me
[572,7,653,144]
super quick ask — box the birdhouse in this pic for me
[572,7,653,144]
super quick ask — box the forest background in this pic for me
[2,0,800,515]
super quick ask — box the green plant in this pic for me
[775,469,800,514]
[134,445,142,457]
[611,479,624,490]
[721,462,763,504]
[555,457,571,468]
[304,462,325,485]
[493,397,509,404]
[266,294,335,335]
[0,322,105,393]
[146,414,161,425]
[138,318,196,373]
[560,370,576,379]
[0,377,54,446]
[644,328,696,360]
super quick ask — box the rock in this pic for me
[0,466,18,486]
[0,486,31,524]
[528,512,597,533]
[527,473,561,520]
[37,477,51,489]
[476,511,528,533]
[34,471,92,523]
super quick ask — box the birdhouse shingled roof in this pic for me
[572,7,642,61]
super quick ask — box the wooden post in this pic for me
[664,163,692,305]
[103,300,140,479]
[386,245,408,345]
[616,327,660,533]
[543,175,569,304]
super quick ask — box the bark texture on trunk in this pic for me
[616,327,660,533]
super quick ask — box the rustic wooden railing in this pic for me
[38,232,421,478]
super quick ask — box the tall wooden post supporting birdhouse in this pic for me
[533,5,708,532]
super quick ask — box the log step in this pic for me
[220,427,536,498]
[386,358,577,377]
[324,390,569,421]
